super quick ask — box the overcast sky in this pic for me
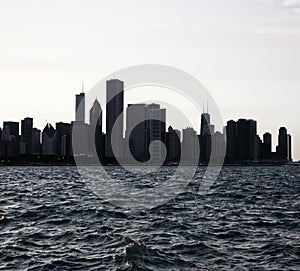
[0,0,299,160]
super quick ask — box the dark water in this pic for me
[0,166,299,271]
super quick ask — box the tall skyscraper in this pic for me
[182,127,198,163]
[89,99,103,159]
[106,79,124,159]
[246,120,258,161]
[166,126,181,162]
[261,132,272,159]
[42,123,57,156]
[236,119,247,162]
[75,92,85,123]
[21,117,33,154]
[200,112,215,163]
[125,104,149,162]
[276,127,288,161]
[225,120,237,163]
[56,122,72,156]
[32,128,41,154]
[148,103,166,163]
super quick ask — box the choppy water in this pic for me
[0,166,299,271]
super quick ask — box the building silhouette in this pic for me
[182,127,199,163]
[125,104,149,162]
[166,126,181,163]
[199,112,215,163]
[106,79,124,160]
[42,123,57,156]
[75,92,85,122]
[89,99,104,160]
[21,117,33,154]
[148,103,166,163]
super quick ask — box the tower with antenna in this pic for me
[75,83,85,123]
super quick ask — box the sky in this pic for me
[0,0,299,160]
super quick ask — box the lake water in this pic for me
[0,166,299,270]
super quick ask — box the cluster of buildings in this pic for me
[0,79,293,165]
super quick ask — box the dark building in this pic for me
[56,122,72,156]
[260,132,272,160]
[125,104,149,162]
[89,99,104,160]
[166,126,181,163]
[199,112,215,163]
[0,128,2,141]
[75,92,85,122]
[3,122,19,138]
[32,128,41,155]
[276,127,288,161]
[106,79,124,159]
[225,119,258,163]
[288,134,292,162]
[148,103,166,163]
[236,119,247,162]
[225,120,237,163]
[21,117,33,154]
[42,123,57,156]
[246,120,258,161]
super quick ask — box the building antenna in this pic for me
[207,99,209,113]
[82,81,84,93]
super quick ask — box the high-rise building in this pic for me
[182,127,199,163]
[288,134,292,162]
[42,123,57,156]
[148,103,166,163]
[56,122,72,156]
[3,122,19,139]
[236,119,247,162]
[75,92,85,122]
[166,126,181,162]
[106,79,124,159]
[211,131,226,162]
[89,99,104,159]
[125,104,149,162]
[200,112,215,163]
[21,117,33,154]
[225,120,237,163]
[246,120,258,161]
[32,128,41,155]
[276,127,288,161]
[260,132,272,159]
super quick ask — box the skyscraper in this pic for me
[148,103,166,163]
[277,127,288,161]
[125,104,149,162]
[75,92,85,123]
[42,123,57,156]
[182,127,199,163]
[246,120,258,161]
[21,117,33,154]
[225,120,237,163]
[106,79,124,159]
[32,128,41,154]
[166,126,181,163]
[89,99,103,159]
[200,112,215,163]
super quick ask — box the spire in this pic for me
[81,81,84,93]
[207,100,209,113]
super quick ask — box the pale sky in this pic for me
[0,0,299,160]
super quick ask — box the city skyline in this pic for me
[0,78,294,164]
